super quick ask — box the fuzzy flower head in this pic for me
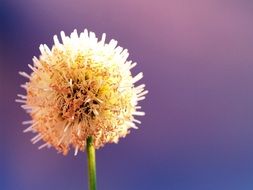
[17,29,147,155]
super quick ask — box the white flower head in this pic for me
[17,29,147,155]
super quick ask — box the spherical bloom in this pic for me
[17,29,147,155]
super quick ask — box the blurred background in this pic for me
[1,0,253,189]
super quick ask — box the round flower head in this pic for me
[17,29,147,155]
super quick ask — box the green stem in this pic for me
[86,136,97,190]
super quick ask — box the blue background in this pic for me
[1,0,253,189]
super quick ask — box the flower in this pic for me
[17,29,147,155]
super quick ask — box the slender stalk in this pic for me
[86,136,97,190]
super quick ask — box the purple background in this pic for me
[1,0,253,189]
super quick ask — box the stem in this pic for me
[86,136,97,190]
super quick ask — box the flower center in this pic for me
[57,78,101,122]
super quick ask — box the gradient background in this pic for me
[1,0,253,189]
